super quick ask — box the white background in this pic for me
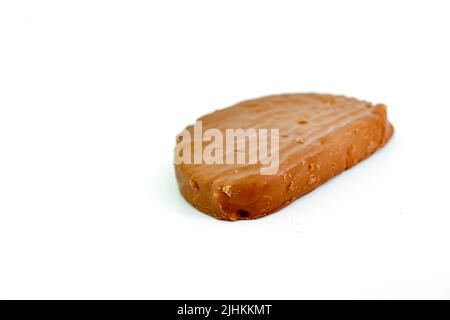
[1,0,449,299]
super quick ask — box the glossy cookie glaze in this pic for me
[174,93,394,220]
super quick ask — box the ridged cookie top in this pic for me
[177,93,382,184]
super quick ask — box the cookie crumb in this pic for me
[222,185,233,197]
[189,179,199,190]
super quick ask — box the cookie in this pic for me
[174,93,394,220]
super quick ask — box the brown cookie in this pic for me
[174,93,394,220]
